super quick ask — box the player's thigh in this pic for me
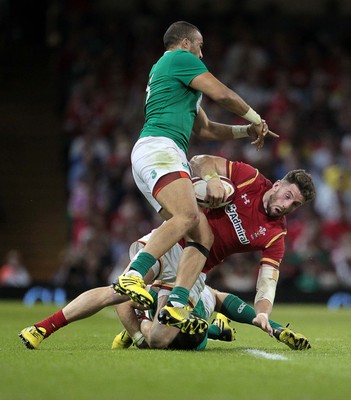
[156,177,200,217]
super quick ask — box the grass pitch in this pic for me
[1,301,350,400]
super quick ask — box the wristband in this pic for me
[232,125,250,139]
[255,265,278,304]
[242,107,262,125]
[132,331,145,347]
[203,172,219,182]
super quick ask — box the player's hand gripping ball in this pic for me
[192,176,235,208]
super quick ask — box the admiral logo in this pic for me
[225,203,249,245]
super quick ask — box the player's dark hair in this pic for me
[163,21,200,49]
[167,330,206,350]
[282,169,316,203]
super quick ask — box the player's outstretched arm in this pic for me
[190,72,278,149]
[193,107,278,151]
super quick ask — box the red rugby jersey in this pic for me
[202,160,287,273]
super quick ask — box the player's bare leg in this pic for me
[62,286,127,322]
[115,177,213,313]
[19,287,128,349]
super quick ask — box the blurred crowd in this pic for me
[8,1,351,295]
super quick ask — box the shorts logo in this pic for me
[151,169,157,179]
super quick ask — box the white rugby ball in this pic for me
[192,176,235,208]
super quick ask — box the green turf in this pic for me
[1,301,350,400]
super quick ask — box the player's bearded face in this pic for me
[266,191,287,217]
[266,182,303,217]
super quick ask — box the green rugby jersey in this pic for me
[139,49,208,153]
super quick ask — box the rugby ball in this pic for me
[192,176,235,208]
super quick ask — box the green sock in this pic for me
[130,252,157,277]
[268,319,281,329]
[220,294,282,329]
[168,286,189,307]
[208,324,221,340]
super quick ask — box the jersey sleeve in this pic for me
[227,160,260,186]
[172,51,208,86]
[260,233,286,269]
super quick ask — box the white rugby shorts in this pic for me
[131,137,191,213]
[129,231,206,306]
[200,286,216,321]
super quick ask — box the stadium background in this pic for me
[1,0,351,305]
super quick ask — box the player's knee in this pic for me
[189,215,214,249]
[180,209,201,230]
[205,228,214,247]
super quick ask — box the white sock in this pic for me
[125,270,143,279]
[168,300,186,308]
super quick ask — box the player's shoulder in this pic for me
[229,160,256,177]
[229,161,269,188]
